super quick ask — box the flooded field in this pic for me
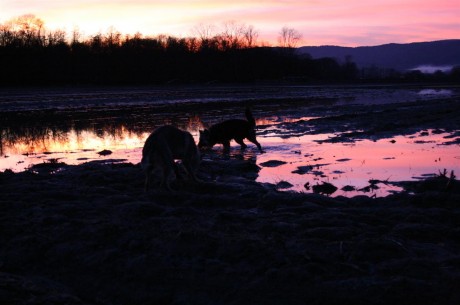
[2,85,460,305]
[1,84,459,197]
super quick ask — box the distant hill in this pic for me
[297,40,460,72]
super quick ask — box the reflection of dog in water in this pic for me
[141,125,200,191]
[198,107,263,153]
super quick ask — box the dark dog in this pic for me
[198,107,263,152]
[141,125,200,191]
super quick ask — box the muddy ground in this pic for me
[1,157,460,305]
[1,87,460,305]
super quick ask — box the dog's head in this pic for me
[198,129,211,149]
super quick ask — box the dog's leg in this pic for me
[235,138,248,150]
[247,134,263,152]
[222,141,231,153]
[160,165,175,191]
[165,159,178,191]
[156,144,176,191]
[144,173,150,191]
[183,162,198,182]
[174,163,186,181]
[184,155,202,184]
[183,144,201,183]
[144,165,153,191]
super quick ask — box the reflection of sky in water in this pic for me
[256,131,460,197]
[418,89,453,96]
[1,123,459,197]
[2,85,459,198]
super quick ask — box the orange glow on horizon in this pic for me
[1,0,459,47]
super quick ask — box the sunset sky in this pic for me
[1,0,459,46]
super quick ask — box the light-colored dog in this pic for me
[141,125,200,191]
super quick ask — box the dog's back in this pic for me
[142,125,200,190]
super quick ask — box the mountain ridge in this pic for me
[297,39,460,72]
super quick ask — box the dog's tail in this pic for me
[245,106,256,127]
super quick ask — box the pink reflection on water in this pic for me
[1,126,459,198]
[256,130,460,197]
[0,128,150,172]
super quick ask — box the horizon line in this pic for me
[1,14,458,49]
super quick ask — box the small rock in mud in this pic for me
[292,165,313,175]
[420,130,430,136]
[260,160,287,167]
[28,161,67,174]
[97,149,112,156]
[311,170,325,177]
[312,182,338,195]
[359,184,380,192]
[432,128,445,134]
[276,180,293,189]
[341,185,356,192]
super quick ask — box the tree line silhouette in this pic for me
[0,15,357,85]
[1,15,458,86]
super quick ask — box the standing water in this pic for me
[1,85,459,197]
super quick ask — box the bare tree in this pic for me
[90,33,103,49]
[46,29,67,46]
[221,20,246,49]
[105,26,122,48]
[187,37,199,53]
[193,23,215,42]
[71,27,82,45]
[243,25,259,48]
[157,34,168,49]
[0,23,14,46]
[9,14,45,46]
[278,26,302,48]
[192,23,217,50]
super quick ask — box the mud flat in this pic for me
[1,157,460,305]
[1,85,460,304]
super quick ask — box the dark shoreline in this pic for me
[1,158,460,305]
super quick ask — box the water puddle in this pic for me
[256,130,460,197]
[0,127,149,172]
[418,89,453,96]
[1,122,459,198]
